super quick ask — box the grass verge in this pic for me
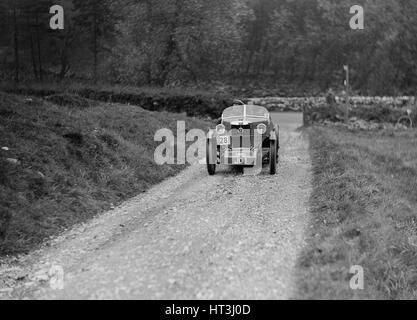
[0,92,211,256]
[296,125,417,299]
[0,82,232,119]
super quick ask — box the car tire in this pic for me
[206,138,216,175]
[269,139,277,175]
[277,139,280,162]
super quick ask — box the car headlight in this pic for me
[257,123,267,135]
[216,124,226,135]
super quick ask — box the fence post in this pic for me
[344,65,350,123]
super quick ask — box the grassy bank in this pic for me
[303,102,417,126]
[0,92,211,256]
[0,83,232,119]
[297,125,417,299]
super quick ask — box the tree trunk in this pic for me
[13,8,19,83]
[245,49,255,76]
[27,16,38,81]
[158,0,182,85]
[158,34,175,85]
[30,33,38,80]
[144,0,154,85]
[35,14,43,82]
[93,11,98,84]
[59,44,68,80]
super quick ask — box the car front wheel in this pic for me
[206,138,216,175]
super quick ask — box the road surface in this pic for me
[0,113,312,300]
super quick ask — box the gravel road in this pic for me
[0,113,312,300]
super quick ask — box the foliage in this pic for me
[1,0,417,94]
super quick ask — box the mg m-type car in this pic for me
[206,102,279,175]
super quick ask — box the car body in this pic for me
[206,102,279,175]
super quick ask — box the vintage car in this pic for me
[206,101,279,175]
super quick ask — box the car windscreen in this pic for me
[223,105,269,119]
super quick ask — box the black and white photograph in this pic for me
[0,0,417,306]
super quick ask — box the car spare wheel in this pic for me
[206,138,216,175]
[269,139,277,175]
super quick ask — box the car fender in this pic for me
[207,129,216,140]
[269,130,277,141]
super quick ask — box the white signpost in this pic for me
[344,65,350,122]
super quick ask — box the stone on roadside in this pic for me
[5,158,20,165]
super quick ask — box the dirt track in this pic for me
[0,113,312,300]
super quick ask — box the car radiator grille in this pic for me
[230,125,252,149]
